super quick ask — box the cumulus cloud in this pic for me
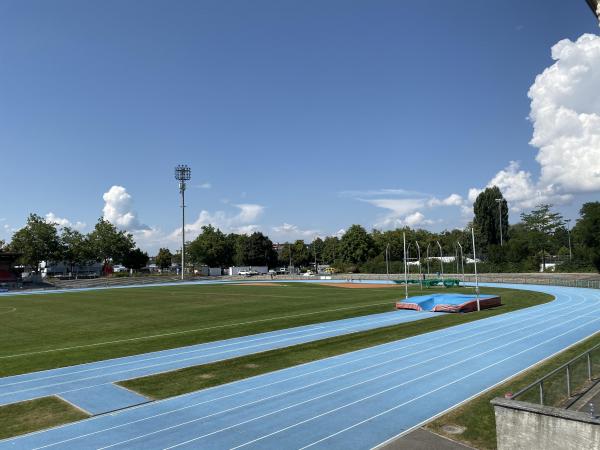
[470,33,600,211]
[45,212,86,230]
[102,185,149,231]
[404,212,432,227]
[170,203,265,242]
[427,194,464,207]
[271,223,320,241]
[195,182,212,189]
[528,34,600,193]
[355,191,466,229]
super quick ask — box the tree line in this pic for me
[3,188,600,274]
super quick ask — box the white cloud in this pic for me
[170,203,265,242]
[404,212,432,227]
[468,33,600,212]
[45,212,86,230]
[195,182,212,189]
[334,228,346,238]
[235,204,265,223]
[102,185,149,231]
[357,192,465,230]
[271,223,320,241]
[527,33,600,194]
[427,194,464,207]
[340,189,427,198]
[365,198,426,217]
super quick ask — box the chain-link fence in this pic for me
[512,341,600,408]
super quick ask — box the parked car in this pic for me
[302,271,315,277]
[112,264,127,273]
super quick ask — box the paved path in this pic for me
[0,309,436,414]
[1,283,599,449]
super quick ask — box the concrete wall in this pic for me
[492,397,600,450]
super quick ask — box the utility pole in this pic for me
[565,218,572,261]
[436,241,444,280]
[403,232,408,299]
[472,227,480,311]
[495,198,504,246]
[457,241,465,281]
[385,243,390,279]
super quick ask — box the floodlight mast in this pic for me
[175,165,191,280]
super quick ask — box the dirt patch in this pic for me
[244,363,260,369]
[320,283,400,289]
[197,374,215,380]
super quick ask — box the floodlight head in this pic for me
[175,165,191,181]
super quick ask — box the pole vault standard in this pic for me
[403,232,408,300]
[415,241,422,290]
[472,227,480,311]
[436,240,444,280]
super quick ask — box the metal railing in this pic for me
[512,339,600,408]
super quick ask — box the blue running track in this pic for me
[1,283,599,449]
[0,308,436,414]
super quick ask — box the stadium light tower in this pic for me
[175,164,191,280]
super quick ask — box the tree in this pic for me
[473,186,508,250]
[0,239,6,252]
[122,248,149,271]
[309,237,324,269]
[87,218,135,268]
[188,225,231,267]
[339,225,374,264]
[155,248,173,270]
[60,227,93,275]
[10,213,61,272]
[321,236,339,264]
[573,202,600,272]
[246,232,277,266]
[521,204,564,271]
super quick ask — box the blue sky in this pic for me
[1,1,600,253]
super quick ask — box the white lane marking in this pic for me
[109,303,593,449]
[25,289,578,449]
[0,311,419,388]
[231,316,600,450]
[372,331,600,450]
[0,312,424,397]
[299,321,600,449]
[96,301,570,450]
[0,301,394,360]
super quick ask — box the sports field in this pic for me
[1,282,469,377]
[1,282,597,449]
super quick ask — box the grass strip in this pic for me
[426,332,600,450]
[0,397,89,440]
[120,288,550,399]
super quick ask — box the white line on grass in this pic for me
[0,301,394,360]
